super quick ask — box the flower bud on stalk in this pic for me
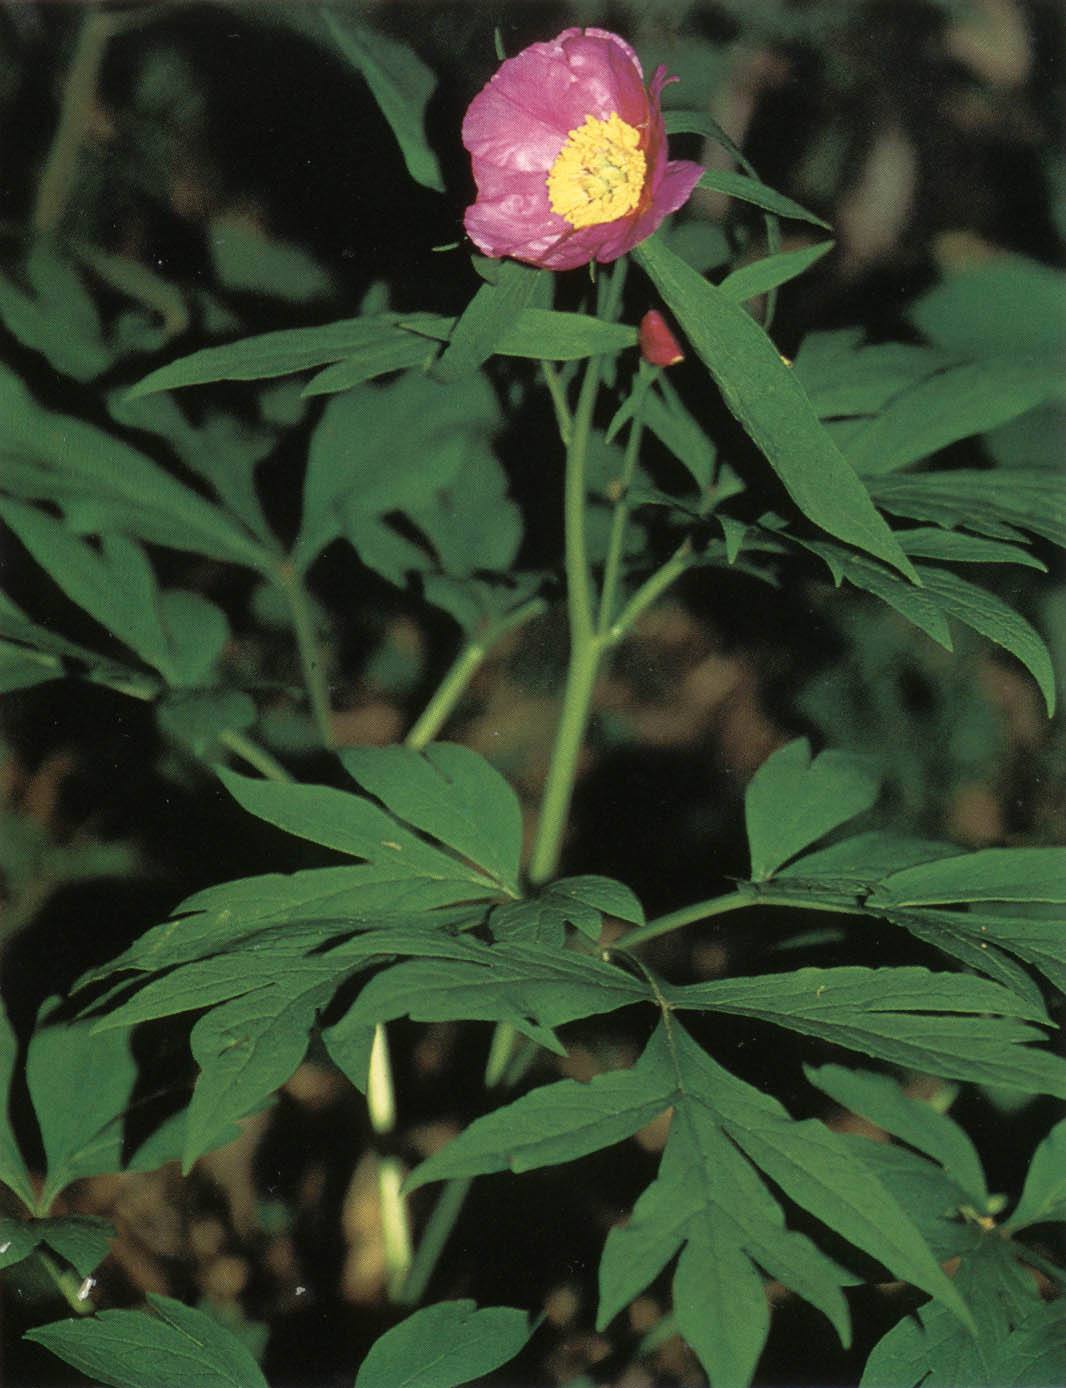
[638,309,685,366]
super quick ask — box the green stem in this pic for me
[608,539,694,644]
[598,364,656,635]
[38,1250,94,1316]
[541,361,573,446]
[527,351,608,887]
[527,631,602,887]
[397,1176,473,1307]
[33,6,117,234]
[404,598,547,752]
[276,562,333,748]
[405,642,485,752]
[621,889,755,948]
[623,885,866,949]
[218,730,292,783]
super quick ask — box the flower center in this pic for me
[546,113,646,229]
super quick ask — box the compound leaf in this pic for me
[340,743,522,895]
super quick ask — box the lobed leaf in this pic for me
[340,743,523,895]
[745,738,881,879]
[216,768,501,897]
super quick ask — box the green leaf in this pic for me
[896,527,1046,571]
[868,847,1066,908]
[434,261,544,383]
[799,538,954,649]
[642,385,715,491]
[340,943,650,1053]
[354,1300,532,1388]
[323,9,444,193]
[792,334,954,419]
[883,907,1066,999]
[414,1019,971,1366]
[184,966,336,1170]
[208,218,332,301]
[25,1011,138,1210]
[294,366,499,574]
[669,966,1066,1097]
[158,691,257,756]
[634,235,917,578]
[0,368,266,567]
[805,1065,988,1207]
[717,241,835,304]
[543,875,645,940]
[745,738,880,879]
[775,831,959,889]
[676,1022,973,1334]
[860,1241,1056,1388]
[401,307,639,361]
[217,767,502,898]
[694,168,832,229]
[598,1092,850,1388]
[842,1138,981,1261]
[1005,1118,1066,1231]
[87,871,481,981]
[0,505,169,670]
[915,566,1056,717]
[0,1216,43,1270]
[869,468,1066,551]
[991,1302,1066,1387]
[301,335,437,396]
[25,1293,270,1388]
[910,255,1066,359]
[109,390,274,543]
[0,999,34,1210]
[340,744,522,894]
[406,1033,675,1192]
[127,315,410,397]
[35,1215,116,1278]
[843,358,1063,476]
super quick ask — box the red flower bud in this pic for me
[638,309,684,367]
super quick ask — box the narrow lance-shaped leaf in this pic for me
[1004,1118,1066,1232]
[433,261,544,382]
[634,235,918,578]
[805,1064,989,1208]
[323,8,444,193]
[717,241,835,304]
[0,998,34,1209]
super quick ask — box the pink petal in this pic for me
[557,30,647,128]
[650,159,705,218]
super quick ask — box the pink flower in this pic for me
[639,309,685,366]
[462,28,704,271]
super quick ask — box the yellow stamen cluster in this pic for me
[547,112,646,229]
